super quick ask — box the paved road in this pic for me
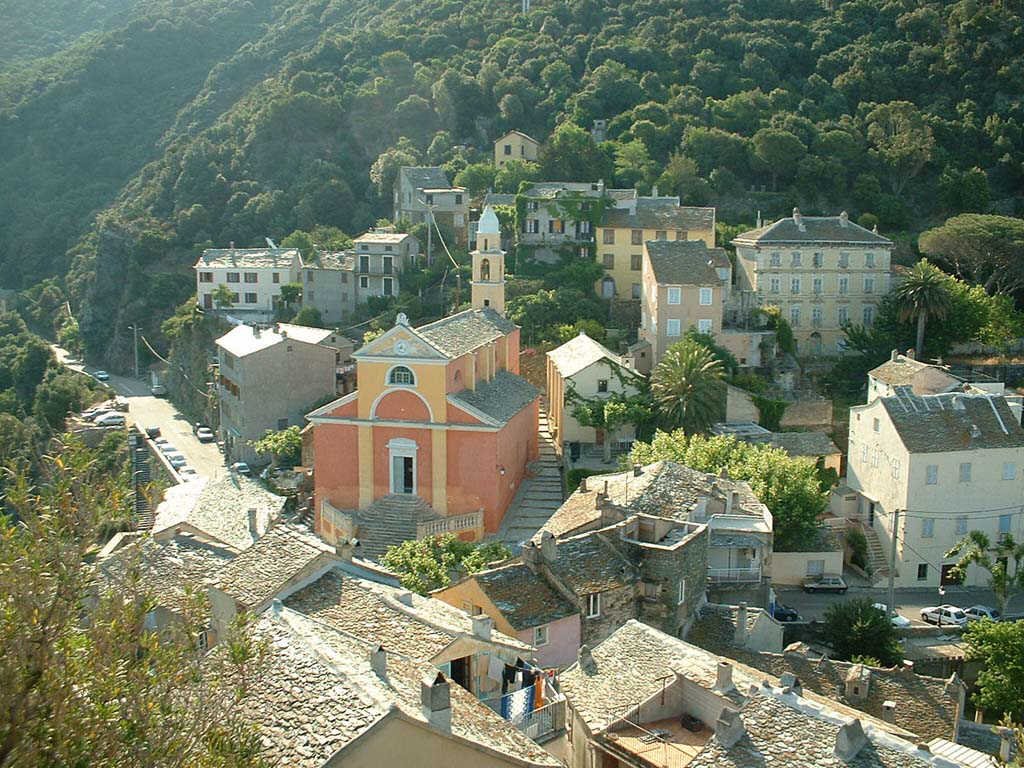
[774,584,1024,624]
[54,346,226,481]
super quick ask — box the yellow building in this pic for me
[595,197,716,300]
[493,130,539,167]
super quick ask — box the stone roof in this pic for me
[701,643,960,743]
[213,521,335,609]
[238,606,559,768]
[284,567,532,659]
[645,239,731,286]
[151,476,285,552]
[954,721,1017,764]
[765,431,841,458]
[546,529,636,596]
[308,250,355,271]
[399,166,450,191]
[353,231,415,244]
[547,331,635,379]
[483,192,516,207]
[448,369,538,425]
[733,211,893,246]
[96,534,234,614]
[416,307,517,358]
[876,390,1024,453]
[195,247,300,270]
[469,561,578,631]
[602,199,715,232]
[927,737,1003,768]
[538,461,765,540]
[869,355,963,395]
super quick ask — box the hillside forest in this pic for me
[1,0,1023,368]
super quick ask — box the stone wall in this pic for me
[580,583,636,648]
[780,397,833,429]
[635,527,709,636]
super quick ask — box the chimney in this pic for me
[735,603,749,646]
[371,644,387,681]
[252,326,261,338]
[881,700,896,723]
[839,210,849,227]
[779,672,802,696]
[421,672,452,732]
[522,541,541,569]
[906,348,916,360]
[901,660,915,676]
[395,590,414,607]
[247,508,260,540]
[597,179,605,192]
[714,708,745,748]
[540,530,558,563]
[834,719,868,761]
[792,207,804,231]
[756,210,762,228]
[471,614,493,641]
[873,224,879,234]
[1000,729,1013,763]
[891,348,899,362]
[715,661,735,693]
[229,241,235,250]
[633,464,643,478]
[651,184,659,197]
[580,476,589,492]
[578,644,593,669]
[844,665,870,703]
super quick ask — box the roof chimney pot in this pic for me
[421,672,452,732]
[715,661,735,693]
[371,644,387,681]
[714,708,745,748]
[834,719,868,762]
[471,614,493,641]
[540,530,558,563]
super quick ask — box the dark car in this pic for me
[802,574,848,593]
[771,603,801,622]
[145,425,161,439]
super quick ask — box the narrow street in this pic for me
[53,345,226,480]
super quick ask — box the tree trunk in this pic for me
[602,428,612,464]
[916,312,926,356]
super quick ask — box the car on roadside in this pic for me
[89,409,115,423]
[771,603,801,622]
[145,426,161,439]
[178,466,199,480]
[157,442,178,454]
[801,574,848,593]
[150,384,167,397]
[920,605,968,626]
[93,370,110,382]
[230,461,252,476]
[196,427,216,443]
[165,452,187,468]
[964,605,1000,622]
[872,602,912,628]
[95,413,126,427]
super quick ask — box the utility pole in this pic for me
[426,210,433,267]
[129,324,140,379]
[887,508,900,621]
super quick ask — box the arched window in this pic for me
[389,366,415,385]
[480,258,490,281]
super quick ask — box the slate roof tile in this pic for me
[448,369,538,424]
[416,307,516,358]
[877,391,1024,453]
[645,239,731,286]
[602,200,715,232]
[733,213,893,246]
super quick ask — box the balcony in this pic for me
[416,509,483,538]
[481,675,565,743]
[708,565,762,583]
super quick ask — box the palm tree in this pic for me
[651,338,725,435]
[946,531,1024,616]
[894,259,951,355]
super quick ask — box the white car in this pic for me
[89,409,115,423]
[158,442,178,454]
[920,605,968,626]
[873,603,911,628]
[165,452,188,468]
[94,413,126,427]
[964,605,1001,622]
[178,466,199,481]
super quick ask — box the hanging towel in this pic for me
[533,678,544,709]
[487,655,504,682]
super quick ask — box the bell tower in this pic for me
[471,205,505,314]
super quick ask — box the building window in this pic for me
[360,244,370,251]
[813,252,823,268]
[922,518,935,538]
[807,559,825,576]
[389,366,415,385]
[631,229,643,245]
[1004,462,1017,480]
[872,418,880,432]
[769,277,780,294]
[244,292,257,304]
[597,379,608,393]
[533,625,549,646]
[959,462,972,482]
[425,193,434,205]
[864,277,875,294]
[865,252,875,268]
[383,256,393,275]
[455,193,463,206]
[307,289,315,302]
[698,319,712,334]
[791,277,801,294]
[790,306,801,326]
[655,230,667,241]
[359,276,368,288]
[277,417,289,430]
[812,307,823,326]
[699,287,713,306]
[677,580,686,605]
[926,465,938,485]
[549,219,565,234]
[666,318,681,337]
[199,271,213,283]
[667,287,682,305]
[769,252,781,267]
[388,437,417,495]
[383,277,394,296]
[603,229,616,245]
[244,272,258,283]
[631,283,641,299]
[838,307,848,325]
[273,272,281,284]
[630,254,642,271]
[838,277,848,295]
[603,253,614,268]
[504,143,512,155]
[917,563,928,581]
[839,252,850,268]
[956,516,967,535]
[306,270,315,283]
[863,306,875,325]
[676,229,686,240]
[813,277,822,295]
[586,592,601,618]
[999,514,1012,537]
[226,272,240,283]
[231,292,240,304]
[791,251,802,267]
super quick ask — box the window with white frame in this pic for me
[865,252,875,268]
[769,277,780,294]
[699,287,713,306]
[922,518,935,538]
[838,307,849,325]
[791,277,801,294]
[873,418,880,432]
[863,306,875,325]
[959,462,972,482]
[1004,462,1017,480]
[244,292,257,304]
[812,277,822,294]
[586,592,601,618]
[807,559,825,576]
[389,366,415,385]
[956,516,967,535]
[839,252,850,268]
[790,306,801,326]
[926,465,938,485]
[769,252,781,267]
[698,319,712,334]
[812,252,823,268]
[999,514,1012,536]
[812,307,823,326]
[838,277,848,295]
[533,625,549,646]
[864,277,875,294]
[667,287,682,305]
[666,319,681,337]
[791,251,802,267]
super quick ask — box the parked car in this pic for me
[193,422,210,435]
[93,370,110,382]
[771,604,801,622]
[165,452,188,468]
[920,605,968,626]
[230,461,252,476]
[158,442,178,454]
[196,427,216,443]
[145,426,161,439]
[95,413,126,427]
[150,384,167,397]
[111,396,129,412]
[872,603,911,628]
[964,605,1001,622]
[178,466,199,480]
[89,409,115,423]
[802,574,848,593]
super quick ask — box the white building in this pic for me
[194,246,302,320]
[842,387,1024,588]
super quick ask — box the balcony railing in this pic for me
[481,677,565,743]
[708,565,762,583]
[416,509,483,538]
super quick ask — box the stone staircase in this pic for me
[852,519,891,581]
[496,399,565,549]
[355,494,444,561]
